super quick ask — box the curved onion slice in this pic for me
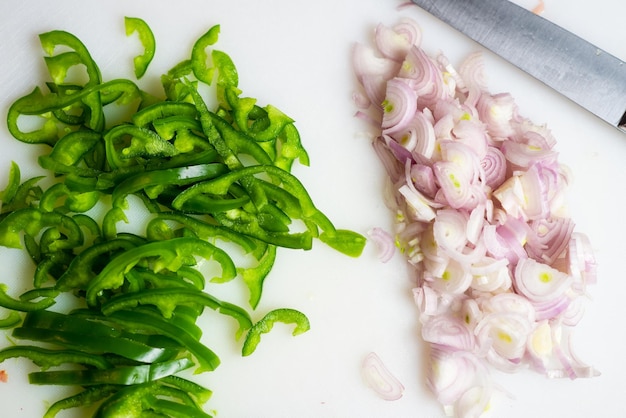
[474,312,533,372]
[368,227,396,263]
[382,78,418,133]
[514,258,573,302]
[427,347,490,407]
[362,352,405,401]
[422,314,475,351]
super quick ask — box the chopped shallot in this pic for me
[362,352,405,401]
[353,17,598,418]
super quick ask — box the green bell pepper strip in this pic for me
[104,124,180,170]
[39,30,103,131]
[146,212,260,256]
[43,51,85,85]
[169,192,252,215]
[19,287,60,302]
[242,308,310,356]
[85,237,237,306]
[206,109,274,166]
[239,244,276,309]
[43,385,120,418]
[34,255,69,288]
[144,395,213,418]
[0,345,112,370]
[160,375,212,405]
[12,326,180,364]
[190,25,221,85]
[125,17,156,79]
[39,30,101,85]
[319,228,368,258]
[274,122,310,172]
[111,163,228,208]
[211,210,314,250]
[100,287,253,338]
[23,309,186,351]
[227,92,294,143]
[0,284,56,311]
[151,114,202,140]
[29,357,194,386]
[0,311,22,328]
[45,129,102,167]
[102,308,220,373]
[132,101,198,128]
[93,380,211,418]
[0,176,44,218]
[7,79,141,145]
[55,238,139,292]
[211,48,238,89]
[125,269,203,299]
[102,207,129,241]
[173,164,324,222]
[97,305,204,342]
[0,161,20,204]
[22,309,118,337]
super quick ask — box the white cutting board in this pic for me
[0,0,624,417]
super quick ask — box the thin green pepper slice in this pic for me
[55,238,139,291]
[104,309,220,373]
[94,381,211,418]
[0,161,21,204]
[7,79,141,145]
[125,17,156,79]
[191,25,221,85]
[0,207,83,250]
[146,212,260,256]
[111,163,228,208]
[29,357,194,386]
[239,244,276,309]
[242,308,310,356]
[12,326,180,364]
[0,311,22,328]
[85,237,237,306]
[45,129,102,167]
[39,30,101,85]
[0,345,112,370]
[43,385,120,418]
[100,287,253,338]
[0,284,56,311]
[104,124,180,169]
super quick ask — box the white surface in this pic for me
[0,0,624,417]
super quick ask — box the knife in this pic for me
[410,0,626,132]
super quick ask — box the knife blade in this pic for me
[411,0,626,132]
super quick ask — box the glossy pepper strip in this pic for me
[102,309,221,373]
[0,345,112,370]
[29,357,194,386]
[42,385,119,418]
[94,380,212,418]
[100,287,253,338]
[85,237,237,306]
[124,17,155,79]
[0,284,56,312]
[242,308,310,356]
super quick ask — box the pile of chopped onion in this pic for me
[353,18,598,418]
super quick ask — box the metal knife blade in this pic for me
[411,0,626,131]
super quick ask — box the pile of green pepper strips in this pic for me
[0,17,366,417]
